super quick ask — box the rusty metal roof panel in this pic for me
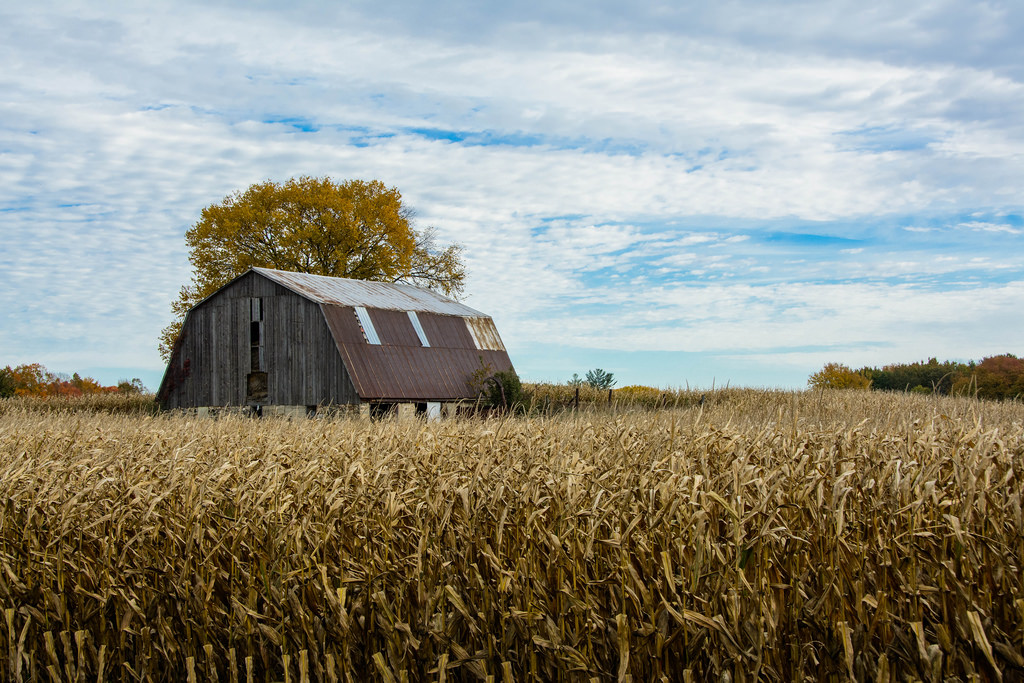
[320,305,364,345]
[253,267,487,317]
[336,346,513,401]
[465,317,507,351]
[319,304,514,401]
[368,308,421,347]
[418,312,476,349]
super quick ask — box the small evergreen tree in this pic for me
[585,368,616,390]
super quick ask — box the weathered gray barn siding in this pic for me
[263,290,358,406]
[159,272,358,409]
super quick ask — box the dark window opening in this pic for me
[415,402,427,415]
[250,298,264,373]
[369,402,397,420]
[247,298,266,403]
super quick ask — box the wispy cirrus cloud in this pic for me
[959,221,1024,234]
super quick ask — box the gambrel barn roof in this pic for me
[158,268,514,408]
[253,268,510,400]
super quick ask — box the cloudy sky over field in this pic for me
[2,0,1023,390]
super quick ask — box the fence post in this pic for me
[574,386,579,411]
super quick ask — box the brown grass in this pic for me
[0,390,1022,681]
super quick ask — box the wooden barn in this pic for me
[157,267,514,417]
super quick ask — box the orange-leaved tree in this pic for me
[158,177,466,361]
[951,354,1024,400]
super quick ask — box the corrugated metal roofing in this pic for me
[253,267,487,317]
[321,305,515,401]
[465,317,506,351]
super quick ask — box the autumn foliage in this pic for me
[0,364,143,399]
[810,354,1024,400]
[807,362,872,390]
[951,354,1024,399]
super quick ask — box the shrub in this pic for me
[483,370,529,412]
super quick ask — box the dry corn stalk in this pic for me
[0,389,1021,680]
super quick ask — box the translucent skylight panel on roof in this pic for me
[354,307,381,344]
[407,311,430,347]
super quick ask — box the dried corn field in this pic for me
[1,390,1022,681]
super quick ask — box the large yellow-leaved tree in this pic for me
[159,177,465,360]
[807,362,871,390]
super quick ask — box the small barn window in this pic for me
[354,307,381,345]
[407,311,430,347]
[250,298,265,371]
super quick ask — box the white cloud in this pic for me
[1,1,1023,388]
[959,221,1024,234]
[500,280,1024,359]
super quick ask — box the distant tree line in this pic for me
[808,355,1024,400]
[0,363,146,399]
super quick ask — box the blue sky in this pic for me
[2,1,1023,391]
